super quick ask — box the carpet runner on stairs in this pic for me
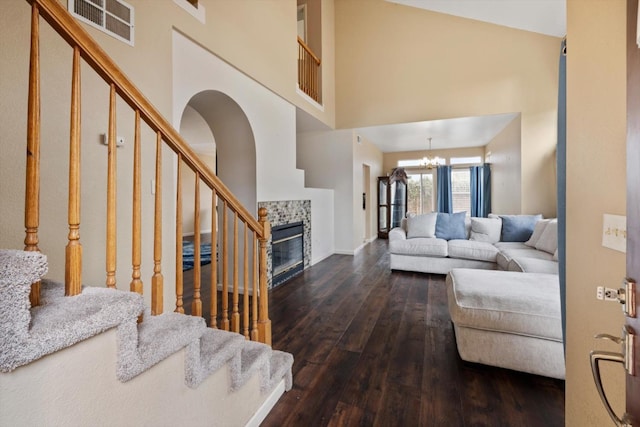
[0,249,293,396]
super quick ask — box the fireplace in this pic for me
[271,221,304,287]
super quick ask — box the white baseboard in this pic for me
[245,380,285,427]
[335,237,377,257]
[334,249,355,256]
[311,252,333,265]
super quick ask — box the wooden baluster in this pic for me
[25,2,41,306]
[232,212,239,332]
[243,223,249,339]
[221,201,229,330]
[152,132,164,315]
[105,84,117,289]
[251,231,258,341]
[257,208,271,345]
[130,110,143,296]
[175,154,184,314]
[210,190,218,328]
[192,173,202,317]
[65,46,82,296]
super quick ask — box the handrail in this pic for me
[24,0,272,344]
[29,0,264,236]
[297,36,321,65]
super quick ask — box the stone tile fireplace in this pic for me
[258,200,311,289]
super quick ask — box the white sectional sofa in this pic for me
[389,212,558,275]
[390,212,564,379]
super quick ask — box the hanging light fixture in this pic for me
[420,137,445,169]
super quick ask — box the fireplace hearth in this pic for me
[271,221,304,287]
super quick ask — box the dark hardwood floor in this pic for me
[260,239,565,427]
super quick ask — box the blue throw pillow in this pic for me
[500,214,543,242]
[435,212,467,240]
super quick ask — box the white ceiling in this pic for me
[297,1,564,153]
[356,113,519,152]
[387,0,566,37]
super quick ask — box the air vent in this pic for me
[69,0,134,46]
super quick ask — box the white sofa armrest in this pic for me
[389,227,407,241]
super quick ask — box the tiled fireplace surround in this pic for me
[258,200,311,289]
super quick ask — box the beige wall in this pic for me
[565,1,627,425]
[486,115,522,214]
[335,0,559,217]
[353,134,384,249]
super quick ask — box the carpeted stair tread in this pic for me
[1,280,144,373]
[185,328,246,388]
[266,350,294,393]
[230,340,272,392]
[117,312,206,382]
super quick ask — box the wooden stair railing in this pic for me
[297,37,321,103]
[22,0,272,345]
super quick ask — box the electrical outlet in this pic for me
[597,286,605,300]
[604,287,619,302]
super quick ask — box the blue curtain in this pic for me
[557,38,567,355]
[470,164,491,217]
[436,165,452,213]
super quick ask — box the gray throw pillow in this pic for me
[525,219,552,248]
[499,214,543,242]
[406,212,438,238]
[535,221,558,254]
[469,217,502,243]
[435,212,467,240]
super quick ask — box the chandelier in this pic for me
[420,137,445,169]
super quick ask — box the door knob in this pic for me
[590,326,636,426]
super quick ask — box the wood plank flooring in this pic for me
[260,239,565,427]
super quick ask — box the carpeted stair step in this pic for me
[185,328,246,388]
[230,340,272,392]
[265,350,294,393]
[1,279,145,373]
[117,312,206,382]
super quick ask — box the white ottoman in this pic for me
[446,268,565,379]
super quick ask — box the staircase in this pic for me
[1,0,293,425]
[0,249,292,425]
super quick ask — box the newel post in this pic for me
[257,208,272,345]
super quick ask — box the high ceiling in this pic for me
[387,0,566,37]
[297,1,565,153]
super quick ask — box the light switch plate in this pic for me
[602,214,626,253]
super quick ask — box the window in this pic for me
[397,159,424,168]
[407,173,434,215]
[450,156,482,165]
[69,0,134,45]
[451,169,471,214]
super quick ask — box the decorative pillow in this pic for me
[435,212,467,240]
[406,212,438,239]
[525,219,552,248]
[499,214,543,242]
[469,217,502,243]
[536,221,558,254]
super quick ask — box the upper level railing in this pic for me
[297,36,321,103]
[22,0,272,344]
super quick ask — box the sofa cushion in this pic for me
[406,212,438,239]
[469,217,502,243]
[500,214,543,242]
[448,240,500,262]
[497,248,555,270]
[507,258,559,274]
[435,212,467,240]
[494,242,529,251]
[535,221,558,255]
[525,219,551,248]
[389,237,448,257]
[446,269,562,341]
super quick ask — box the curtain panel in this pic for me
[436,165,452,213]
[470,164,492,217]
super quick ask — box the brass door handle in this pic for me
[590,349,633,426]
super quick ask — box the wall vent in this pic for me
[69,0,134,46]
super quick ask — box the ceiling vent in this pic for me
[69,0,134,46]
